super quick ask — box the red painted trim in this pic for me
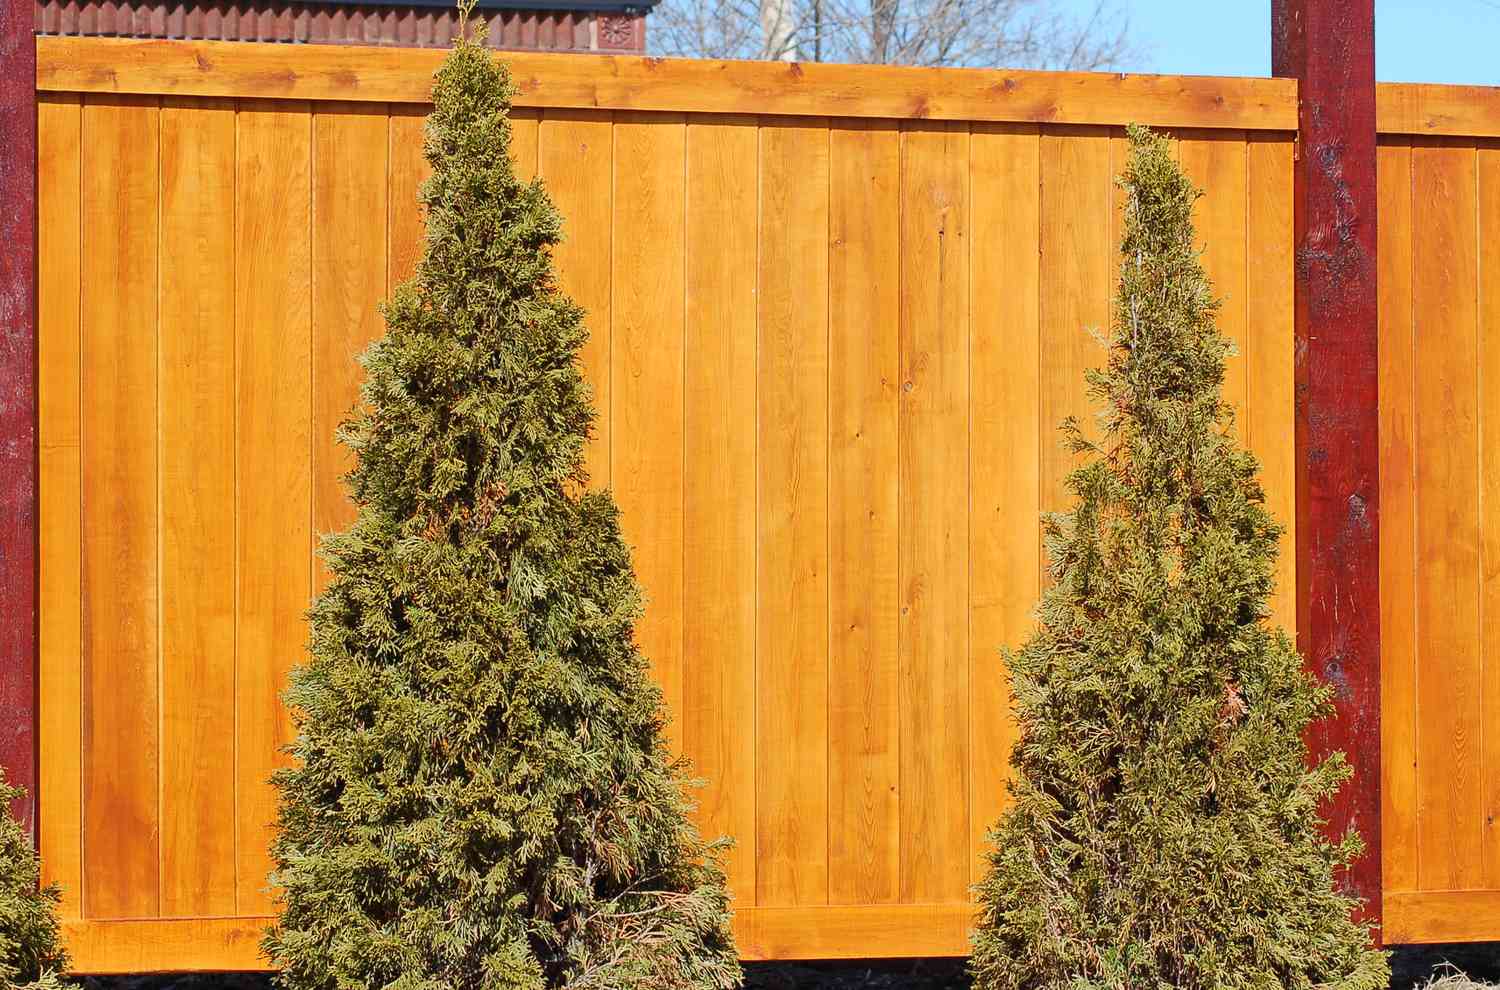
[1272,0,1382,938]
[0,14,38,837]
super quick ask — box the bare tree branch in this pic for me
[650,0,1141,70]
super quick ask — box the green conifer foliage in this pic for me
[971,126,1390,990]
[264,18,739,989]
[0,772,67,990]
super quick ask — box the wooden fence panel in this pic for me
[34,43,1302,969]
[1380,133,1500,943]
[157,97,238,918]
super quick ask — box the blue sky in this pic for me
[1065,0,1500,85]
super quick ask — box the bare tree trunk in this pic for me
[759,0,796,59]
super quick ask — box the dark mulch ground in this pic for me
[65,944,1500,989]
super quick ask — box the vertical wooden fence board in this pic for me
[37,93,85,920]
[1179,132,1250,430]
[1411,139,1483,891]
[897,121,970,904]
[756,118,831,907]
[1038,128,1113,526]
[610,112,687,752]
[968,123,1040,879]
[682,116,758,903]
[235,101,313,917]
[1479,142,1500,888]
[311,104,389,589]
[80,95,162,920]
[510,109,538,183]
[826,118,901,906]
[157,98,238,917]
[387,106,431,291]
[1246,134,1298,635]
[538,110,614,489]
[1377,137,1419,894]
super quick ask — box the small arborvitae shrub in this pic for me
[0,771,67,990]
[971,125,1390,990]
[264,13,739,989]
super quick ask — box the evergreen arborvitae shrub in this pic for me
[0,771,67,990]
[971,126,1390,990]
[264,17,739,989]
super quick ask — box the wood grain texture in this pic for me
[80,95,161,920]
[740,903,973,960]
[37,92,84,919]
[234,100,313,917]
[1246,134,1297,635]
[60,917,274,973]
[1274,0,1384,923]
[1378,83,1500,138]
[968,122,1040,881]
[38,36,1300,130]
[1179,131,1248,430]
[538,109,613,488]
[1411,138,1482,892]
[1479,142,1500,889]
[387,106,430,291]
[682,115,757,903]
[157,97,237,917]
[610,113,686,753]
[0,0,38,835]
[1385,890,1500,944]
[756,118,831,907]
[1038,128,1112,524]
[59,902,981,973]
[311,103,388,589]
[509,108,538,183]
[1377,137,1419,894]
[35,101,1319,963]
[897,121,970,904]
[827,118,901,906]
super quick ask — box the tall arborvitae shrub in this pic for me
[264,16,739,989]
[971,126,1390,990]
[0,772,67,990]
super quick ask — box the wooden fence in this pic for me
[1378,127,1500,943]
[25,33,1500,971]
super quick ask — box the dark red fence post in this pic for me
[0,0,38,837]
[1271,0,1382,936]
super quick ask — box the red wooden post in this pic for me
[0,0,38,837]
[1271,0,1382,935]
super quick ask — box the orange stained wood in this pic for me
[1478,143,1500,889]
[1378,137,1419,897]
[36,86,1308,967]
[311,103,389,591]
[610,111,687,755]
[755,117,832,907]
[37,92,84,921]
[681,115,759,903]
[967,121,1040,881]
[1411,138,1484,892]
[157,97,238,918]
[234,100,313,917]
[79,94,162,921]
[897,121,971,904]
[538,109,613,488]
[1372,128,1500,942]
[37,36,1298,129]
[1244,133,1296,634]
[826,117,901,906]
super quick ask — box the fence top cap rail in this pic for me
[1377,81,1500,138]
[38,35,1297,130]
